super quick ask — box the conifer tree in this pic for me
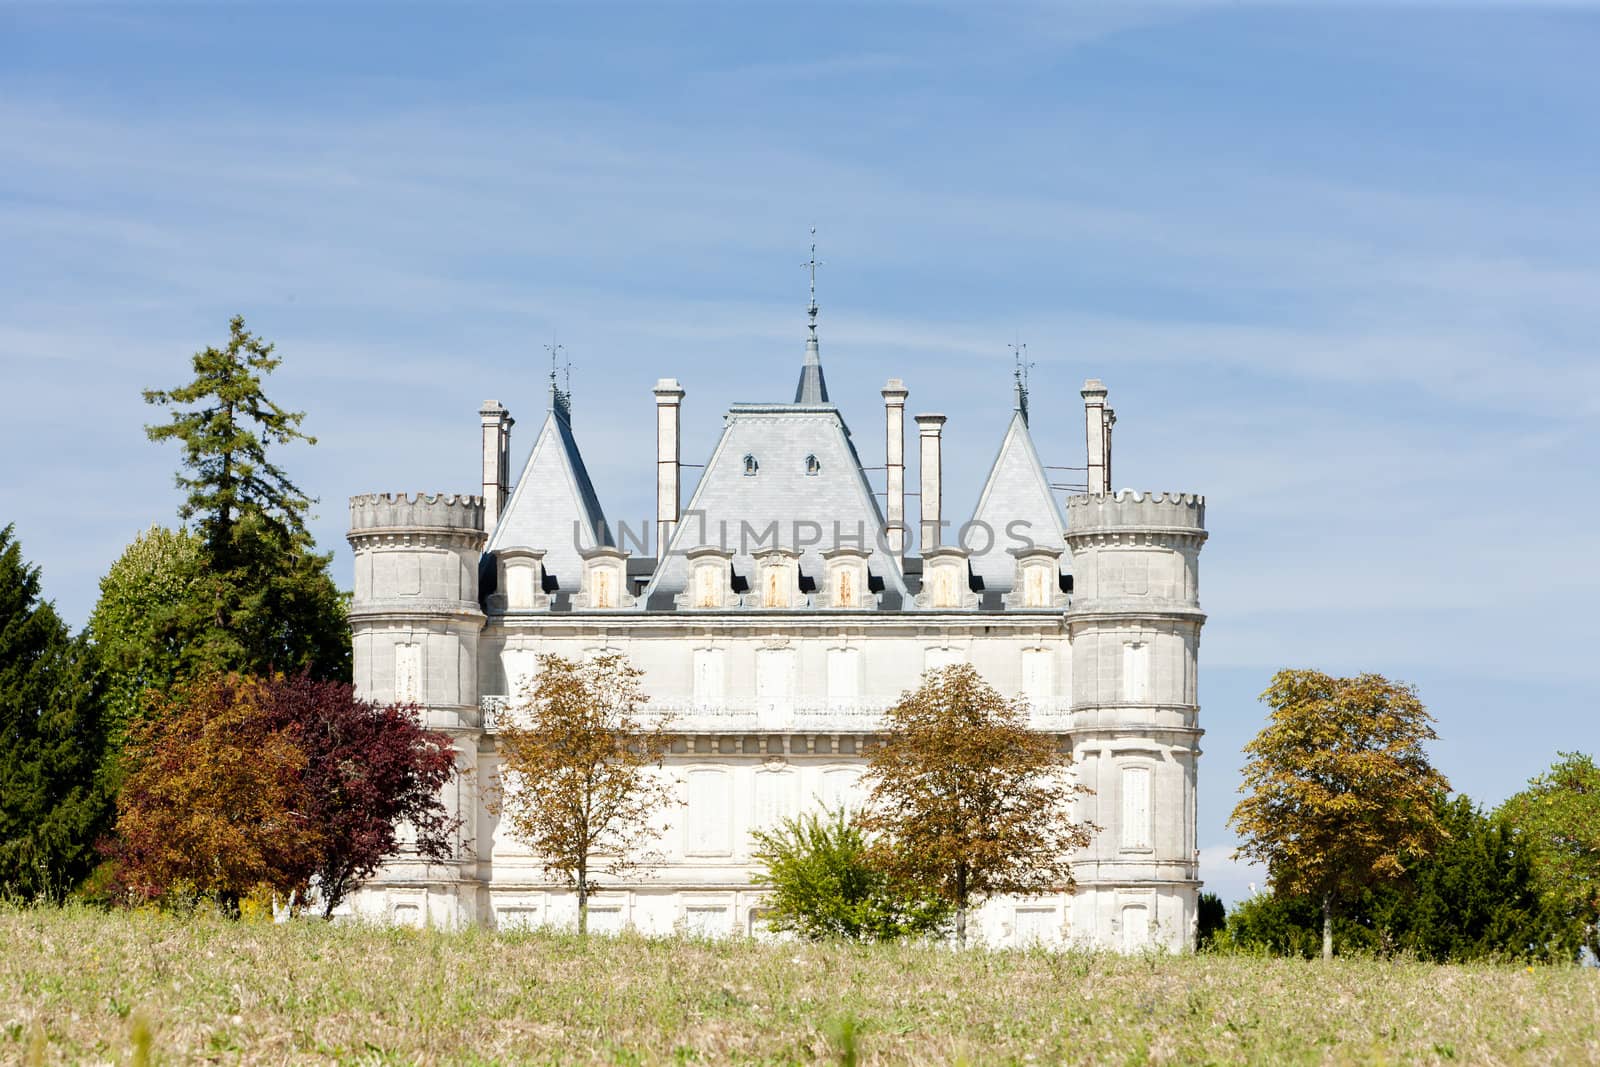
[142,316,348,682]
[0,525,112,900]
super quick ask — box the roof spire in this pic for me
[794,226,830,404]
[546,339,572,422]
[1010,340,1032,424]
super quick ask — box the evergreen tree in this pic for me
[142,316,348,681]
[1220,795,1579,961]
[0,525,112,900]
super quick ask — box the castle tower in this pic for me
[1063,491,1207,952]
[348,492,488,927]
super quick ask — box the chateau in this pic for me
[344,299,1208,951]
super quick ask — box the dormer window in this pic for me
[743,454,759,476]
[805,454,820,475]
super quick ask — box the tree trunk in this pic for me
[577,858,588,938]
[1321,892,1334,961]
[955,866,969,948]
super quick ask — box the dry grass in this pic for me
[3,906,1597,1065]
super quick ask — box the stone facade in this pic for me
[345,355,1207,951]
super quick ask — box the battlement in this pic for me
[1066,491,1205,536]
[349,492,486,533]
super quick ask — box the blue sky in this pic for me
[3,4,1596,904]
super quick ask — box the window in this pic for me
[743,454,759,476]
[394,644,422,703]
[592,569,614,608]
[924,647,963,674]
[1021,648,1053,708]
[805,454,820,475]
[934,567,957,608]
[1013,906,1057,944]
[501,649,538,700]
[1122,642,1150,702]
[685,769,733,855]
[692,648,725,707]
[1120,765,1153,851]
[763,566,789,608]
[685,906,728,937]
[826,648,861,705]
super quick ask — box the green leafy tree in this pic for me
[1500,752,1600,958]
[494,653,677,936]
[1230,670,1452,960]
[142,315,348,682]
[1221,795,1578,961]
[0,525,113,900]
[751,808,952,942]
[861,665,1094,946]
[87,525,204,738]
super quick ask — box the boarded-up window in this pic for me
[836,568,856,608]
[695,565,721,608]
[394,644,422,703]
[924,647,964,674]
[1013,906,1057,944]
[1122,642,1150,702]
[763,567,789,608]
[501,650,538,701]
[592,569,614,608]
[1021,648,1053,708]
[755,648,795,723]
[692,648,725,706]
[685,769,733,856]
[1121,765,1153,851]
[934,568,957,608]
[685,906,728,938]
[826,648,861,705]
[818,767,862,814]
[506,564,536,608]
[1125,555,1148,596]
[1024,565,1051,607]
[753,770,797,832]
[1121,904,1150,952]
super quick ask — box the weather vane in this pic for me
[803,227,822,342]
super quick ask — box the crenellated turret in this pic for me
[1063,489,1207,952]
[346,491,488,927]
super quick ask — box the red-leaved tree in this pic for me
[261,675,459,918]
[112,673,458,916]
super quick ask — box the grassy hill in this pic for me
[4,906,1596,1064]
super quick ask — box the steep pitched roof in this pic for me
[966,408,1069,593]
[486,409,610,591]
[643,403,907,601]
[793,337,829,404]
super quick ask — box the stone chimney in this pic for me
[915,413,947,552]
[653,378,686,555]
[479,400,514,532]
[1082,379,1110,494]
[881,379,908,561]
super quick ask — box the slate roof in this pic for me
[965,407,1069,593]
[486,408,611,592]
[642,403,908,602]
[793,337,829,404]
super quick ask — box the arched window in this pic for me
[743,454,759,476]
[805,454,820,475]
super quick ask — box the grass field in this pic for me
[4,907,1597,1065]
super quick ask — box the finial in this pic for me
[803,226,821,344]
[545,339,571,421]
[1009,340,1032,422]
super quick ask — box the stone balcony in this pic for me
[479,696,1074,734]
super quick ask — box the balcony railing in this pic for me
[480,696,1073,733]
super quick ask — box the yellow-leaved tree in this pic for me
[861,664,1094,945]
[1230,669,1451,960]
[494,652,676,935]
